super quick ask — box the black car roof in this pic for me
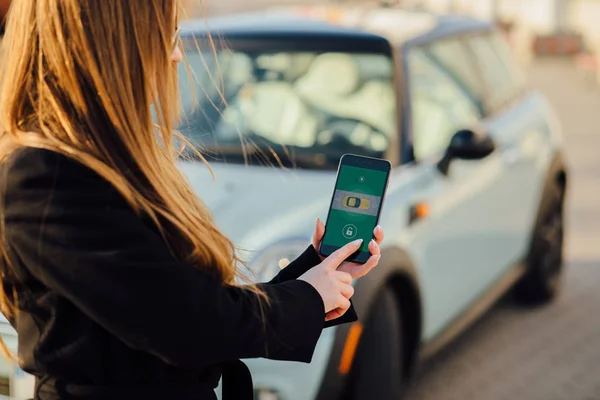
[181,5,492,47]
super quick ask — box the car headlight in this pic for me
[247,238,311,283]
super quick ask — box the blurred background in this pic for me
[196,0,600,87]
[191,0,600,399]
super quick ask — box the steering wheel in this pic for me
[315,118,388,152]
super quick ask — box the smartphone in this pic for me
[319,154,391,263]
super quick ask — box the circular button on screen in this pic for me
[342,224,358,239]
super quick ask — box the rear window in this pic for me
[467,31,526,112]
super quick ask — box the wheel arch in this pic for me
[536,151,568,227]
[556,168,567,190]
[513,150,568,303]
[315,246,423,400]
[387,271,422,380]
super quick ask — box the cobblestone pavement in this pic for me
[408,59,600,400]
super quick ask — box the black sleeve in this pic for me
[2,149,326,368]
[269,246,358,328]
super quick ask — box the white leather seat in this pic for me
[217,81,319,148]
[294,53,396,136]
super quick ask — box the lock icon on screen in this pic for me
[342,224,357,239]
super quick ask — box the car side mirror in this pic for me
[437,129,496,175]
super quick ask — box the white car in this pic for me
[0,315,34,399]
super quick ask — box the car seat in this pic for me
[294,53,396,137]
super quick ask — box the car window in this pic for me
[177,41,397,169]
[489,31,527,91]
[467,31,525,112]
[422,38,486,115]
[406,47,480,161]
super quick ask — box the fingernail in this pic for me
[370,239,376,246]
[352,239,363,246]
[375,225,382,232]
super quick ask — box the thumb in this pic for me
[312,218,326,250]
[323,239,363,269]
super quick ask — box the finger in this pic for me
[336,295,351,311]
[332,270,353,285]
[373,225,385,244]
[367,239,381,257]
[325,308,346,321]
[337,282,355,299]
[324,239,363,269]
[353,254,381,278]
[312,218,326,250]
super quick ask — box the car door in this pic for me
[466,31,550,269]
[400,39,513,340]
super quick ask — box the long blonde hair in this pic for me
[0,0,256,324]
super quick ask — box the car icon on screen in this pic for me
[343,195,371,210]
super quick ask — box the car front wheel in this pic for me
[345,285,406,400]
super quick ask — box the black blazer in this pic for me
[0,148,357,400]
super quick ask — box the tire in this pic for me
[346,286,406,400]
[514,180,565,304]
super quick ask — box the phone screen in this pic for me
[321,156,390,262]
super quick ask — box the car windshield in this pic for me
[177,39,397,169]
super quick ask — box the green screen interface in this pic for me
[323,165,388,252]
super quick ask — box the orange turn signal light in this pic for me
[409,202,430,225]
[415,202,430,218]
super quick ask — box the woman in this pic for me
[0,1,384,399]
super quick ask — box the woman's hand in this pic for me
[312,218,384,279]
[298,239,362,320]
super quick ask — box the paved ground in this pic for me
[408,59,600,400]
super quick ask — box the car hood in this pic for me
[178,161,336,253]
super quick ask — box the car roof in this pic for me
[181,5,492,47]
